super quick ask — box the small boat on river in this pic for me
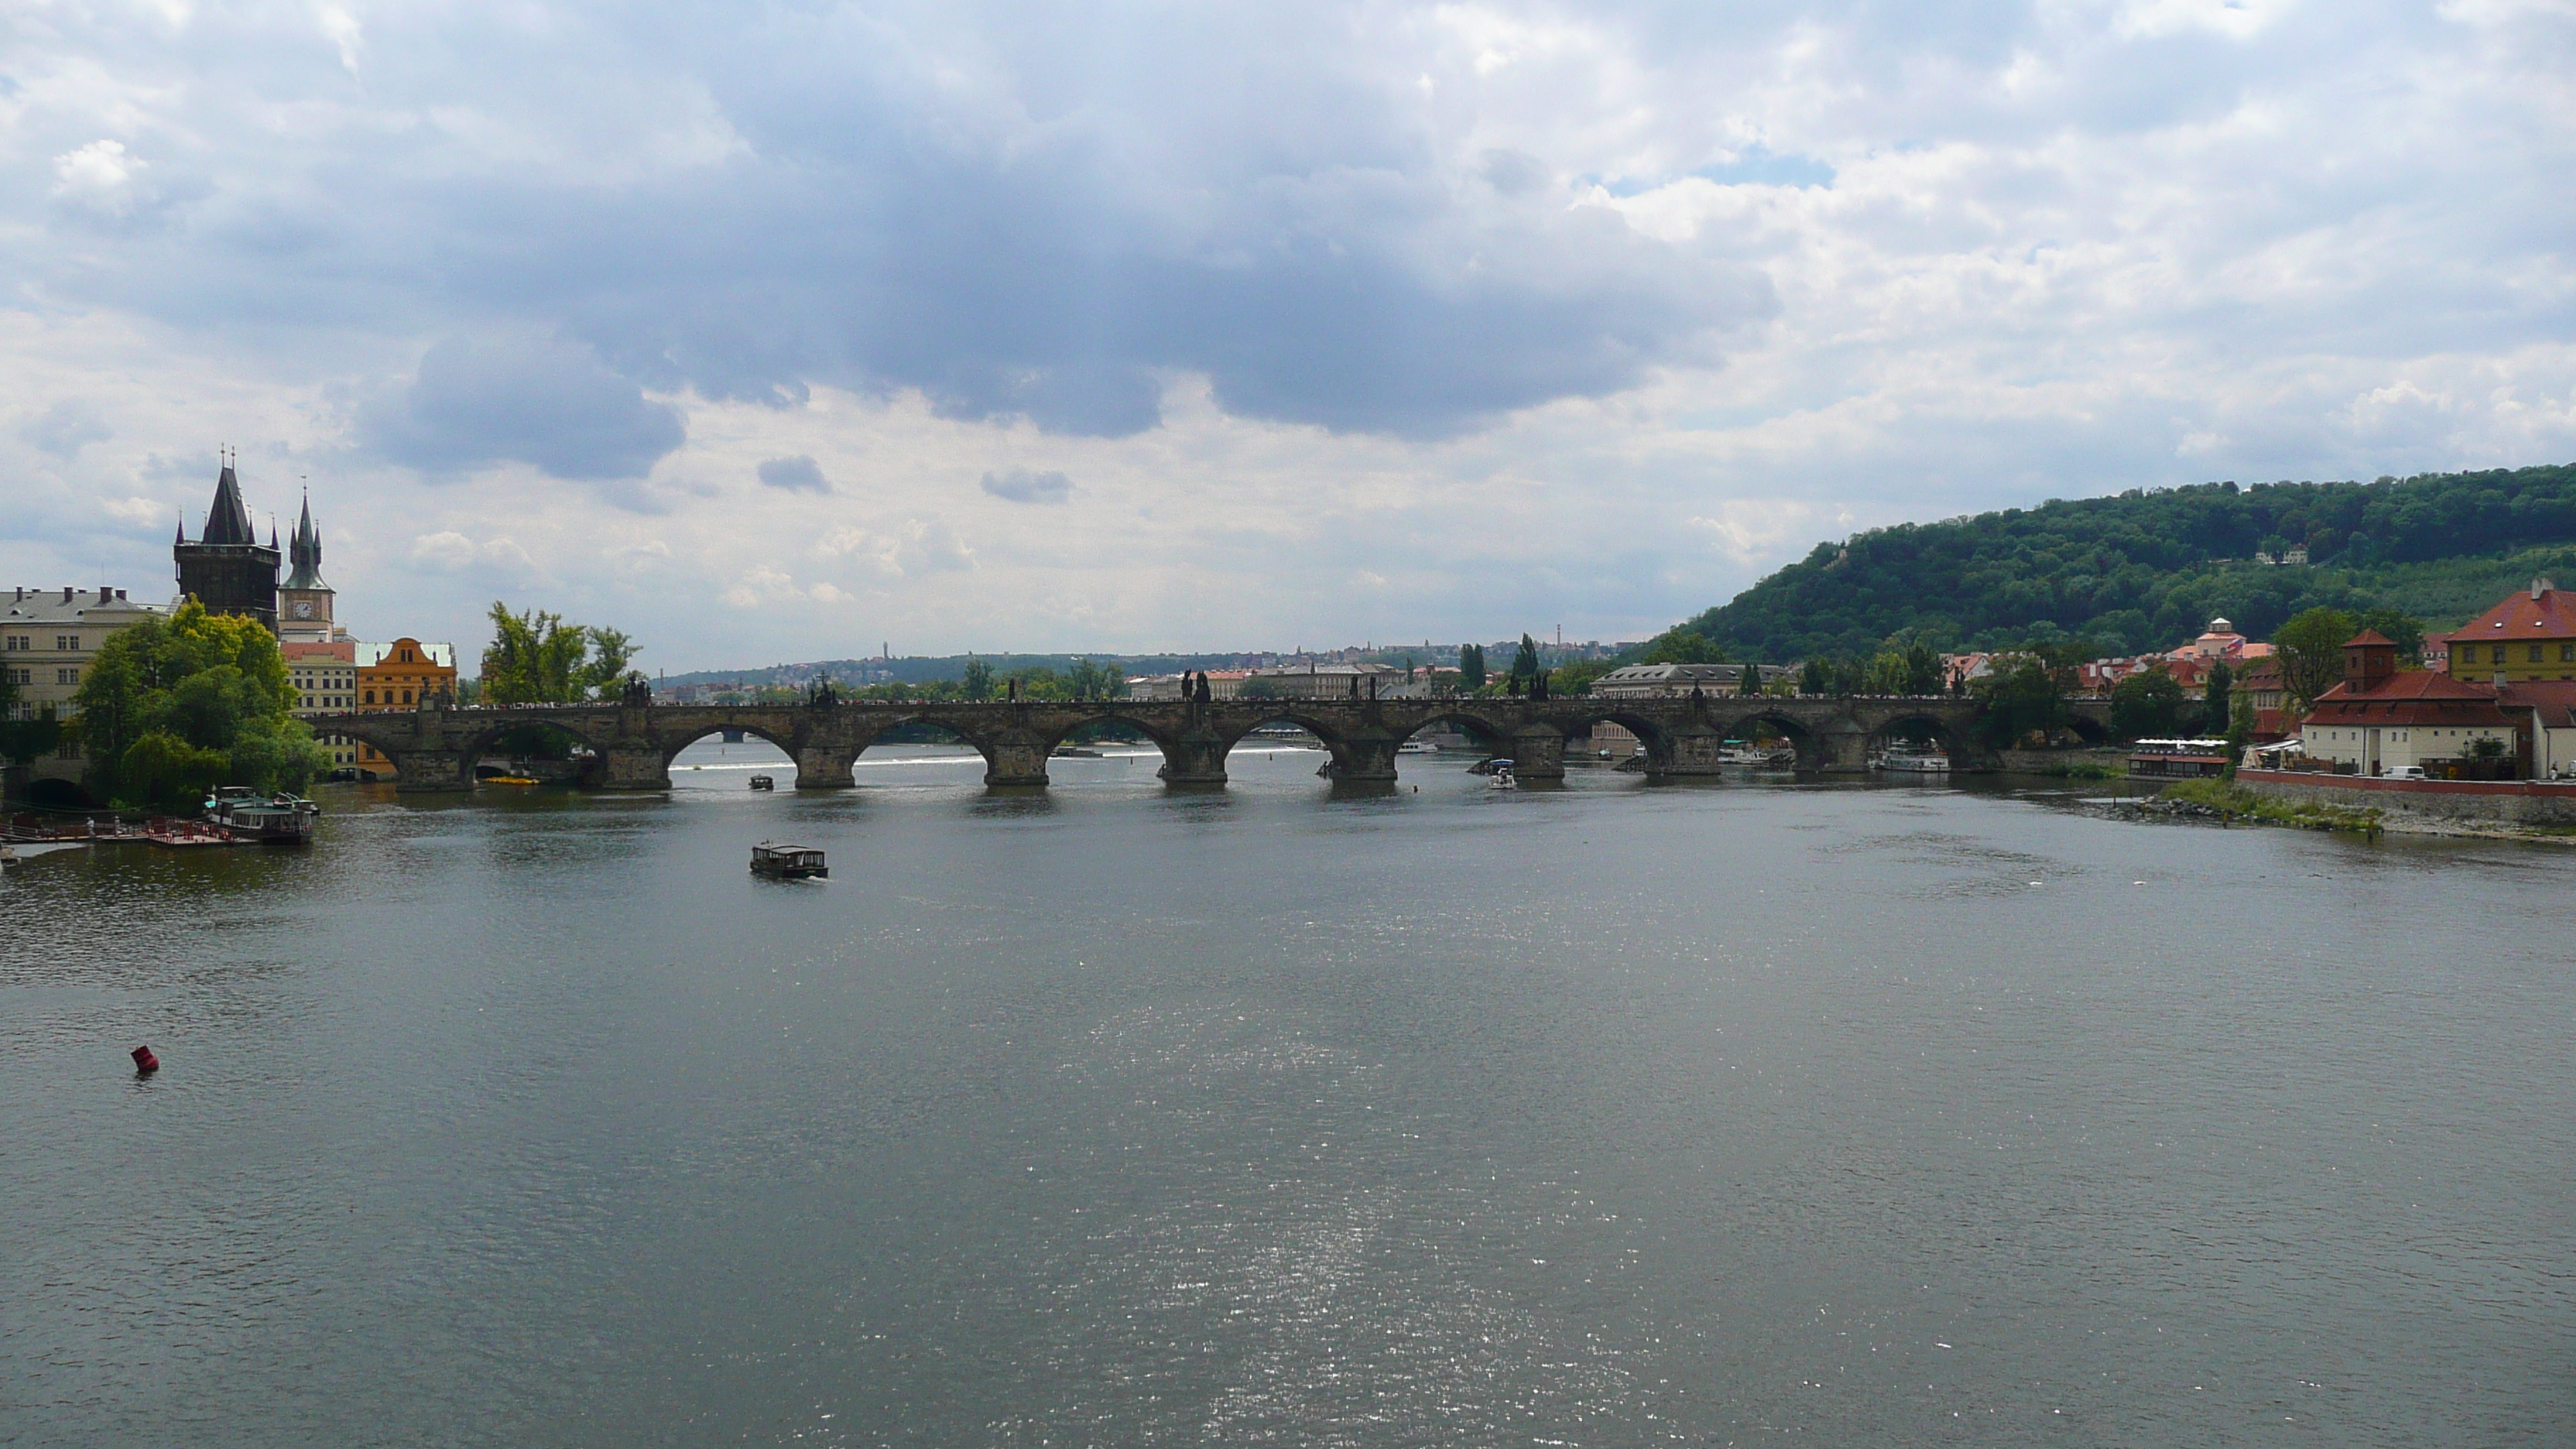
[748,774,776,790]
[202,787,318,844]
[1872,746,1951,774]
[751,841,827,879]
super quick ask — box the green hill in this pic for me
[1687,463,2576,660]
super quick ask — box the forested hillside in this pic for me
[1688,464,2576,661]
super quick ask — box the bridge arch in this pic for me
[653,718,808,787]
[1392,708,1516,756]
[1550,704,1677,764]
[1705,707,1828,769]
[1861,709,1976,768]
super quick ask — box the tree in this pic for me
[2274,606,2362,707]
[2109,667,2187,740]
[2201,659,2232,736]
[1065,658,1128,700]
[1458,643,1486,692]
[1740,660,1760,695]
[478,603,640,703]
[70,599,329,804]
[2355,608,2424,661]
[1508,635,1540,694]
[0,665,62,766]
[960,659,996,701]
[1971,653,2071,748]
[2223,692,2255,779]
[1637,627,1723,665]
[1800,659,1829,696]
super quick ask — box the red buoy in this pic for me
[131,1045,159,1074]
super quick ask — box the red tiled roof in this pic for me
[2305,668,2509,728]
[2499,679,2576,729]
[2345,629,2396,646]
[2441,585,2576,642]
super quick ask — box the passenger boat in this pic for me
[202,788,318,843]
[748,774,776,790]
[750,841,827,879]
[1396,739,1436,755]
[486,775,540,786]
[1873,746,1951,773]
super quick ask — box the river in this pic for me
[4,739,2569,1446]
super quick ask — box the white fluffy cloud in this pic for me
[2,1,2569,666]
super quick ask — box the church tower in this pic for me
[173,456,281,632]
[278,493,337,644]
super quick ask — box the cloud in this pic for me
[366,335,685,483]
[981,468,1073,505]
[2,0,2571,666]
[756,455,831,493]
[23,399,112,457]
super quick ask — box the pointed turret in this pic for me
[283,492,330,591]
[202,463,257,545]
[175,458,281,631]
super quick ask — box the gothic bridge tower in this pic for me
[173,455,280,632]
[278,493,336,644]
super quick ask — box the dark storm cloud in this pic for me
[757,456,831,493]
[11,2,1773,442]
[981,468,1072,504]
[365,335,686,482]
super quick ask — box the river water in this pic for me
[4,740,2569,1446]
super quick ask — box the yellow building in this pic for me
[2442,578,2574,685]
[354,638,457,778]
[284,639,362,771]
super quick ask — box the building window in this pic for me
[364,690,375,704]
[4,635,24,651]
[402,690,413,704]
[55,668,77,685]
[2533,645,2547,663]
[57,635,78,651]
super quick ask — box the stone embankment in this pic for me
[2236,769,2576,833]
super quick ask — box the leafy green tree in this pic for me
[2274,606,2362,707]
[1799,658,1828,696]
[1971,653,2071,748]
[1740,660,1760,695]
[2355,608,2424,661]
[2224,692,2255,779]
[0,665,62,766]
[1637,627,1723,665]
[2201,660,2232,736]
[1458,643,1486,691]
[1508,635,1540,694]
[70,599,329,804]
[478,603,639,703]
[960,659,996,701]
[2109,668,2187,740]
[1064,658,1128,700]
[1673,463,2576,661]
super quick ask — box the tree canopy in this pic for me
[70,599,330,804]
[478,603,639,704]
[1677,463,2576,661]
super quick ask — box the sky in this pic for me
[3,0,2571,671]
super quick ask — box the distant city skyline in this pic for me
[5,2,2569,672]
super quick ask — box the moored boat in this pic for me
[1873,745,1951,773]
[202,786,319,843]
[748,774,776,790]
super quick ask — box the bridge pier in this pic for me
[393,751,474,793]
[1643,726,1728,776]
[1817,730,1872,773]
[598,747,673,790]
[1155,736,1231,785]
[795,745,856,790]
[1509,729,1567,781]
[983,740,1050,788]
[1323,737,1401,783]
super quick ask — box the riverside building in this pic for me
[2,586,165,794]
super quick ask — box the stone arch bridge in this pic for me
[311,695,2108,792]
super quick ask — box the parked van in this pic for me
[2388,766,2427,781]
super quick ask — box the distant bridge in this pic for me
[310,695,2111,792]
